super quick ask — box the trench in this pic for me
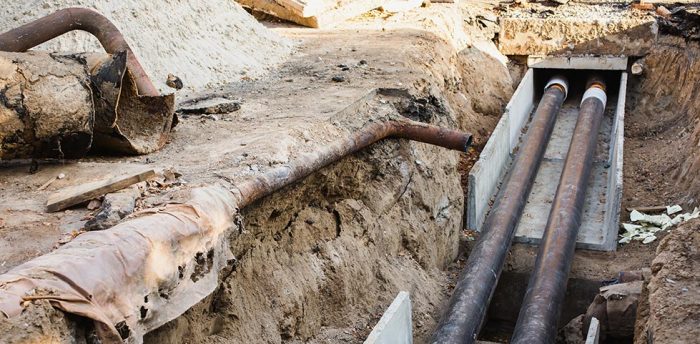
[138,32,700,344]
[2,12,697,344]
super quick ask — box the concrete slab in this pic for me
[585,317,600,344]
[528,56,628,71]
[498,5,658,56]
[365,291,412,344]
[514,99,621,250]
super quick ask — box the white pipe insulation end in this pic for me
[545,76,569,100]
[581,87,607,108]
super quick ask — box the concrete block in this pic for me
[585,317,600,344]
[365,291,412,344]
[528,56,629,71]
[499,16,658,56]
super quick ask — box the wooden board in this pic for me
[238,0,382,28]
[46,169,155,212]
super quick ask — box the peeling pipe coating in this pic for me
[0,7,158,96]
[431,77,568,344]
[510,80,607,344]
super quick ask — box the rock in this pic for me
[178,96,242,115]
[631,61,644,75]
[86,199,102,210]
[166,73,184,90]
[84,188,139,231]
[656,5,671,18]
[331,75,345,82]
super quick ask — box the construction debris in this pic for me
[178,96,242,115]
[85,188,140,230]
[619,206,700,244]
[46,168,155,212]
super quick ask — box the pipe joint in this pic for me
[545,76,569,100]
[581,87,607,108]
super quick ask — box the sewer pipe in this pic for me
[510,79,607,344]
[431,76,568,344]
[0,7,158,96]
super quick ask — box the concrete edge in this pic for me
[528,56,629,71]
[467,69,533,230]
[364,291,412,344]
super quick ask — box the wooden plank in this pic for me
[238,0,382,28]
[46,169,155,212]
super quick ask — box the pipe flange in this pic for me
[581,87,607,108]
[545,76,569,100]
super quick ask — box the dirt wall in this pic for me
[625,36,700,207]
[628,36,700,343]
[144,127,463,344]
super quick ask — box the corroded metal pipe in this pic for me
[432,77,568,344]
[511,79,607,344]
[0,7,158,96]
[0,112,471,342]
[235,118,472,206]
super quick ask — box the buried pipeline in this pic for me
[433,76,609,344]
[432,76,569,344]
[510,78,607,344]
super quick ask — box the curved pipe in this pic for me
[432,77,568,344]
[511,79,607,344]
[235,118,472,206]
[0,7,158,96]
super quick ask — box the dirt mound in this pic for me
[624,36,700,208]
[0,0,292,92]
[634,219,700,344]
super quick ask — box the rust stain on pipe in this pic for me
[0,7,158,96]
[432,77,568,344]
[511,79,607,344]
[234,118,471,206]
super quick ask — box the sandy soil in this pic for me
[0,0,292,92]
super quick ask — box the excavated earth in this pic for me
[1,2,699,344]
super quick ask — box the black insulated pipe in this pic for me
[510,78,607,344]
[431,76,569,344]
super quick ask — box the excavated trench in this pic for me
[1,11,699,344]
[141,34,700,344]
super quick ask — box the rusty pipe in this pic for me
[510,79,607,344]
[431,76,568,344]
[0,7,158,96]
[234,118,472,207]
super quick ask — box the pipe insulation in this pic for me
[431,76,568,344]
[0,51,175,159]
[510,79,607,344]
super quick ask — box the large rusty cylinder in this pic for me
[0,51,94,159]
[0,51,175,159]
[85,52,175,155]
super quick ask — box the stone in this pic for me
[84,188,139,231]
